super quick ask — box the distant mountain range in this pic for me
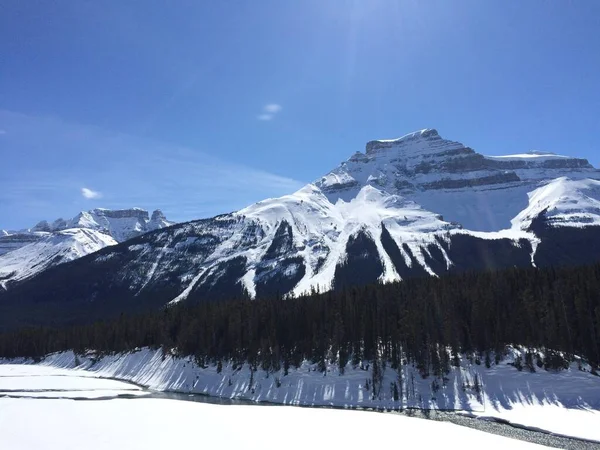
[2,128,600,328]
[0,208,173,288]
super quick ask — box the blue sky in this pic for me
[1,1,599,229]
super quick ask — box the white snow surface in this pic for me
[512,177,600,229]
[237,184,454,294]
[0,364,148,400]
[0,364,546,450]
[0,368,137,392]
[0,396,542,448]
[485,151,571,161]
[5,347,599,443]
[0,228,117,289]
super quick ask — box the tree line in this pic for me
[1,262,599,376]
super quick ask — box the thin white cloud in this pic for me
[81,187,102,199]
[264,104,282,114]
[257,103,282,121]
[0,130,6,135]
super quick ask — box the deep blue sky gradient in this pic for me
[1,1,599,229]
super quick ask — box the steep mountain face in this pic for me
[1,129,599,328]
[0,208,174,288]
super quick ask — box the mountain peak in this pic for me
[31,220,51,232]
[90,207,150,221]
[365,128,444,155]
[2,207,175,248]
[316,129,600,231]
[151,209,166,221]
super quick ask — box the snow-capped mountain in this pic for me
[1,129,599,326]
[0,229,117,290]
[318,129,597,232]
[0,208,174,289]
[0,207,174,255]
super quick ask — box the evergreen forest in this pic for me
[1,262,600,377]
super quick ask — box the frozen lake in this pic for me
[0,364,559,450]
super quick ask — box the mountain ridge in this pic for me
[1,129,599,327]
[0,207,174,288]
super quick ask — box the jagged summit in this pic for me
[31,220,52,233]
[151,209,166,221]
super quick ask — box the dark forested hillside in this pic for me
[2,262,599,374]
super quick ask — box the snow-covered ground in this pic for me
[466,359,600,442]
[0,364,545,450]
[4,347,599,443]
[0,363,148,399]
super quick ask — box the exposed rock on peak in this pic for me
[148,209,174,232]
[31,221,51,232]
[91,207,150,221]
[364,128,463,158]
[151,209,167,221]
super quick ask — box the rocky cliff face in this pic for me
[1,129,599,327]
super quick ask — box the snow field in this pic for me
[5,347,599,442]
[0,364,544,450]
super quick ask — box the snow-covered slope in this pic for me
[1,129,599,316]
[0,363,547,450]
[0,208,174,290]
[7,348,600,444]
[235,184,456,296]
[513,177,600,229]
[0,231,47,257]
[0,228,117,289]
